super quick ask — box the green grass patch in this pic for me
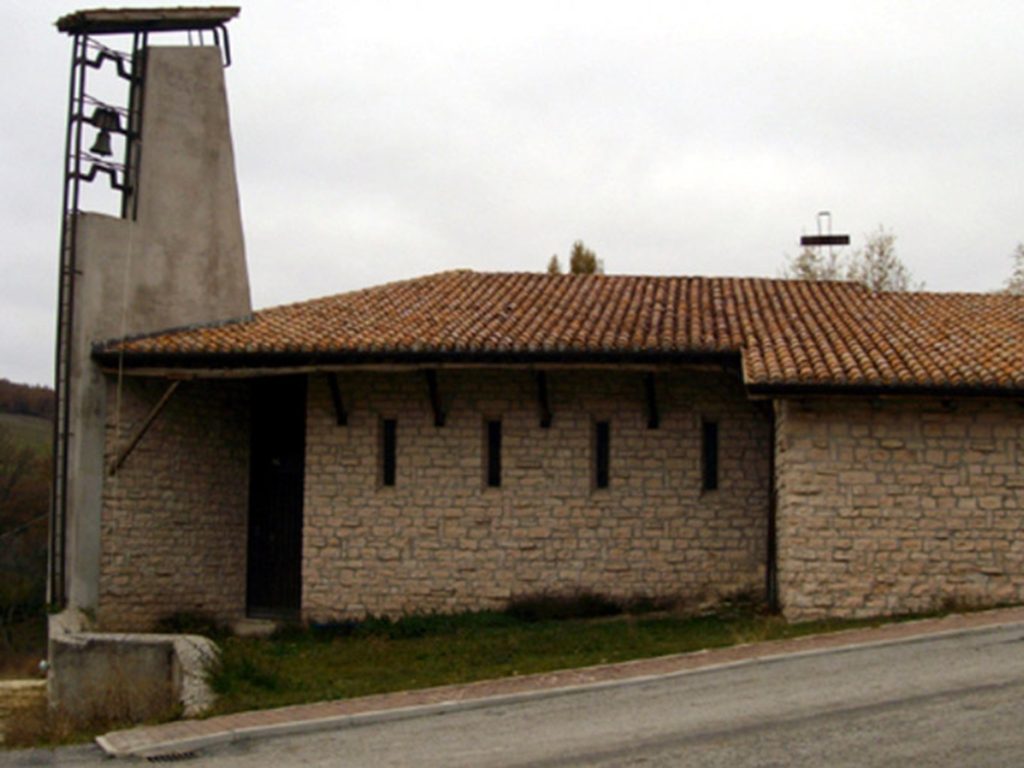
[206,607,888,716]
[0,413,51,455]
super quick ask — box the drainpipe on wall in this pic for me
[766,402,779,613]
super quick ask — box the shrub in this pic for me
[154,612,226,638]
[505,591,622,622]
[3,676,178,748]
[209,653,282,696]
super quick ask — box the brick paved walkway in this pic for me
[97,606,1024,758]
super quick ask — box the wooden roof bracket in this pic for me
[536,371,552,428]
[644,372,659,429]
[425,369,445,427]
[107,380,180,475]
[327,372,348,426]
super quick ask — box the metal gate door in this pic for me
[247,376,306,618]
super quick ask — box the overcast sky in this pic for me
[4,1,1024,385]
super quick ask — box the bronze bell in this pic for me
[89,106,121,157]
[89,130,113,157]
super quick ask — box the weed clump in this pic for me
[505,591,674,622]
[297,611,517,642]
[210,654,282,696]
[506,592,621,622]
[3,677,178,749]
[154,612,228,638]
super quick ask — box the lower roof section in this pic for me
[93,270,1024,393]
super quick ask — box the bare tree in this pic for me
[0,425,49,649]
[782,226,922,292]
[0,427,33,508]
[782,246,844,281]
[846,227,922,292]
[1004,243,1024,295]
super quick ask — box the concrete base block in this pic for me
[48,610,218,725]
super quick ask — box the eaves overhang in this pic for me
[91,348,743,374]
[92,346,1024,399]
[746,382,1024,400]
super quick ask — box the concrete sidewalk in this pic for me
[97,606,1024,759]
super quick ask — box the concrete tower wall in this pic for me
[65,45,251,610]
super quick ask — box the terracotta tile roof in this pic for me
[97,270,1024,392]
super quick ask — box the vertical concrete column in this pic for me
[65,46,252,613]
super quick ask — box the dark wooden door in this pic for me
[247,376,306,618]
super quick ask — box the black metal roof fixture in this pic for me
[800,210,850,248]
[56,7,240,36]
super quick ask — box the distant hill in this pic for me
[0,378,54,420]
[0,413,51,455]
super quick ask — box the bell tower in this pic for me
[52,8,251,611]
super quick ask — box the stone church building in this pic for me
[53,9,1024,633]
[91,272,1024,629]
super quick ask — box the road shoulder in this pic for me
[97,605,1024,759]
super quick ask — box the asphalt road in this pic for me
[6,622,1024,767]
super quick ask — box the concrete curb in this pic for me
[97,611,1024,758]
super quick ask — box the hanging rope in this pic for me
[110,211,135,479]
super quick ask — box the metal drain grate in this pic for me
[146,751,197,762]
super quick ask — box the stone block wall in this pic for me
[98,377,249,630]
[303,368,771,620]
[775,397,1024,620]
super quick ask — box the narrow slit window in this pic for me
[702,420,719,491]
[594,420,610,489]
[486,419,502,488]
[381,418,397,487]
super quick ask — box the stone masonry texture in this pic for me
[775,397,1024,621]
[98,377,249,630]
[302,368,770,621]
[93,371,1024,630]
